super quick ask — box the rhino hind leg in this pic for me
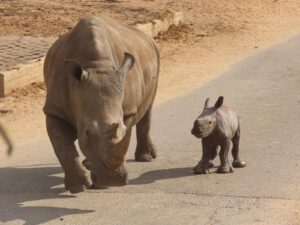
[135,105,157,162]
[231,127,246,168]
[46,116,92,193]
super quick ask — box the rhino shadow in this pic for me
[0,165,94,225]
[129,167,195,185]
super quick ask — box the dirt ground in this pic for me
[0,0,300,144]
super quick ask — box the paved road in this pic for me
[1,34,300,225]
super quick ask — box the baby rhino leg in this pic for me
[231,127,246,168]
[194,139,214,174]
[208,146,218,168]
[217,139,233,173]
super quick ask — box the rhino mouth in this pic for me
[191,127,204,138]
[82,159,128,188]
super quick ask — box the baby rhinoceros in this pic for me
[191,96,246,174]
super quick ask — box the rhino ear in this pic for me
[65,59,89,82]
[116,52,135,78]
[204,98,210,109]
[214,96,224,109]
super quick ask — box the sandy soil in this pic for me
[0,0,300,145]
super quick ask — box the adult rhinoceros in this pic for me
[43,16,159,193]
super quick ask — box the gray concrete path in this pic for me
[0,36,55,72]
[1,34,300,225]
[0,36,56,96]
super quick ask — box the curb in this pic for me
[0,58,44,96]
[0,12,184,97]
[135,11,184,37]
[0,36,56,97]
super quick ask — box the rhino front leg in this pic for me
[135,105,157,162]
[217,139,233,173]
[207,145,218,168]
[46,115,92,193]
[193,139,213,174]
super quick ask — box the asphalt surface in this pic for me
[1,34,300,225]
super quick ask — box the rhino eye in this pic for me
[208,121,212,125]
[73,67,81,80]
[73,67,88,82]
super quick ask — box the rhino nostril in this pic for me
[85,128,97,137]
[85,128,95,137]
[85,121,99,136]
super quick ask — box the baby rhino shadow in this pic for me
[129,163,227,186]
[129,167,195,185]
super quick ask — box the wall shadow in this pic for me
[129,167,194,185]
[0,165,94,225]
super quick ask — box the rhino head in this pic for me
[191,96,224,138]
[65,53,134,188]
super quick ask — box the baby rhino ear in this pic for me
[214,96,224,109]
[204,98,210,109]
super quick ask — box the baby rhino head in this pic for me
[191,96,224,138]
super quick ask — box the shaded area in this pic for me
[0,165,94,224]
[130,167,194,185]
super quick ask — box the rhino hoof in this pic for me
[216,166,233,173]
[135,142,157,162]
[208,161,214,168]
[91,165,128,188]
[64,173,92,194]
[135,153,155,162]
[232,160,246,168]
[193,165,209,174]
[68,185,87,194]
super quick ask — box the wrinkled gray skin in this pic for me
[43,16,159,193]
[0,124,13,155]
[191,96,246,174]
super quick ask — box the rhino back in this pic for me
[215,106,240,139]
[44,16,159,127]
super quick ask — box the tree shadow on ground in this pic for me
[129,167,195,185]
[0,165,94,225]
